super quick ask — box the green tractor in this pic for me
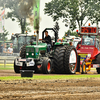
[14,28,78,74]
[11,33,36,53]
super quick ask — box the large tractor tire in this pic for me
[41,58,52,74]
[96,68,100,74]
[53,46,78,74]
[95,54,100,64]
[14,60,20,73]
[95,54,100,74]
[20,44,27,58]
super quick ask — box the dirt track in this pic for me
[0,69,97,76]
[0,70,100,99]
[0,78,100,100]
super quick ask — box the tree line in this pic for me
[0,0,100,40]
[44,0,100,31]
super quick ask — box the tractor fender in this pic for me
[93,51,100,58]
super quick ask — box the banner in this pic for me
[33,0,40,30]
[0,9,5,33]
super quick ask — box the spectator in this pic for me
[3,44,7,53]
[8,45,13,54]
[0,44,3,52]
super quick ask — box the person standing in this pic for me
[8,45,13,54]
[3,44,7,53]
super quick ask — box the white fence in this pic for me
[0,56,17,67]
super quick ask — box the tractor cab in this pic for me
[42,28,57,47]
[11,33,36,53]
[77,35,99,60]
[76,25,100,74]
[77,26,99,60]
[42,28,68,49]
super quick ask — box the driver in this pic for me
[89,39,94,45]
[43,31,51,52]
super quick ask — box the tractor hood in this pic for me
[26,43,47,59]
[55,42,69,45]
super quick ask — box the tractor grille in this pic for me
[26,48,34,52]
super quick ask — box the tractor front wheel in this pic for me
[14,60,20,73]
[42,58,52,74]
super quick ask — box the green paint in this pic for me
[55,42,69,45]
[26,43,47,59]
[33,0,40,30]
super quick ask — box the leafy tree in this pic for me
[0,0,35,33]
[63,30,79,38]
[0,29,9,41]
[87,0,100,26]
[44,0,99,30]
[53,22,60,40]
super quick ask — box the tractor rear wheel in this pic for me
[53,46,66,73]
[53,46,78,74]
[14,60,20,73]
[95,54,100,74]
[95,54,100,64]
[42,58,52,74]
[64,46,78,74]
[96,68,100,74]
[20,44,27,58]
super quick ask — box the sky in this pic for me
[0,0,68,40]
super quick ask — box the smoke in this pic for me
[29,15,34,26]
[0,0,40,30]
[18,0,36,18]
[18,0,40,30]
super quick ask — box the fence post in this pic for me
[4,59,6,68]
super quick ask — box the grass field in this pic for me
[0,64,13,70]
[0,64,98,80]
[0,74,100,80]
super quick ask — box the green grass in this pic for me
[0,74,100,80]
[0,64,13,67]
[0,67,13,70]
[0,65,13,70]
